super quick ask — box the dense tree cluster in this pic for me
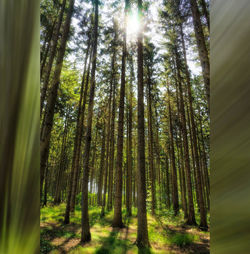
[40,0,209,248]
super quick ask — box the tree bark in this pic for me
[180,24,208,229]
[107,20,118,211]
[81,0,99,243]
[147,73,156,215]
[190,0,210,113]
[54,116,69,204]
[136,0,150,248]
[126,53,133,216]
[174,51,197,225]
[199,0,210,31]
[40,0,75,202]
[97,122,106,206]
[64,25,92,224]
[112,0,128,228]
[40,0,66,116]
[167,88,179,215]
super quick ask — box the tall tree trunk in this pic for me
[165,154,171,208]
[167,88,179,215]
[71,40,93,212]
[136,0,150,247]
[101,116,111,217]
[112,0,128,228]
[107,20,118,211]
[64,30,92,224]
[126,55,133,216]
[199,0,210,31]
[40,0,75,202]
[190,0,210,113]
[90,131,98,195]
[40,0,67,116]
[81,0,99,243]
[40,19,56,79]
[180,130,188,219]
[174,50,196,225]
[180,24,208,229]
[97,122,106,206]
[146,69,156,215]
[54,116,69,204]
[43,164,49,206]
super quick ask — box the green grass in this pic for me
[169,233,194,247]
[40,204,209,253]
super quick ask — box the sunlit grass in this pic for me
[40,204,209,253]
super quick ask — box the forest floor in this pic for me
[40,204,209,254]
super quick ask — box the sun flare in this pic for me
[126,11,140,40]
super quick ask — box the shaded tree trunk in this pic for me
[199,0,210,31]
[40,19,56,79]
[146,69,156,215]
[54,116,69,204]
[190,0,210,113]
[64,31,92,224]
[40,0,66,116]
[167,88,179,215]
[174,50,196,225]
[165,154,171,208]
[126,54,133,216]
[97,122,106,206]
[136,0,150,247]
[180,24,208,229]
[40,0,75,202]
[81,0,99,243]
[112,0,128,228]
[107,20,118,211]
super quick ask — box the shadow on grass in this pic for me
[40,222,81,253]
[155,215,209,254]
[137,247,152,254]
[95,218,132,254]
[95,230,127,254]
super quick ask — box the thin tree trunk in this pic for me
[167,88,179,215]
[174,51,196,225]
[71,40,93,212]
[101,116,110,217]
[199,0,210,31]
[97,122,106,206]
[179,132,188,219]
[180,24,208,229]
[190,0,210,113]
[126,55,133,216]
[40,0,67,116]
[136,0,150,247]
[107,20,118,211]
[40,19,56,79]
[112,0,128,228]
[146,69,156,215]
[54,116,69,204]
[40,0,75,202]
[81,0,99,243]
[43,164,49,206]
[165,154,171,208]
[64,31,92,224]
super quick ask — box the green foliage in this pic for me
[40,237,55,254]
[169,233,194,248]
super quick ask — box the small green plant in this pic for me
[40,238,55,254]
[169,233,193,247]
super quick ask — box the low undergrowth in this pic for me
[40,203,209,254]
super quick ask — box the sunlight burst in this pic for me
[126,11,140,40]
